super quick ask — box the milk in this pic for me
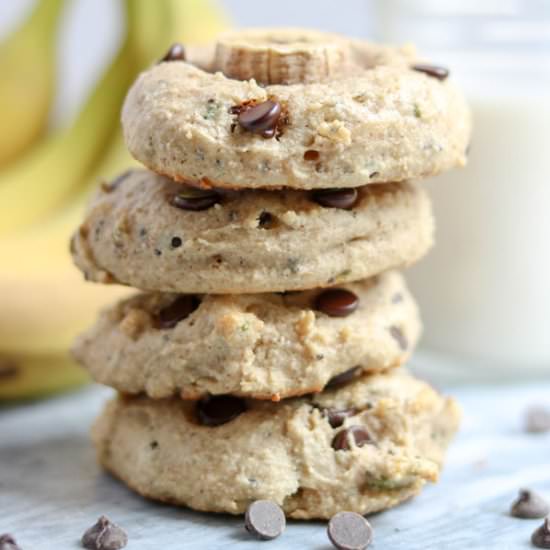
[408,85,550,369]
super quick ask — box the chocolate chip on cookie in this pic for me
[325,408,357,428]
[316,289,359,317]
[510,488,550,519]
[169,189,220,211]
[197,395,247,426]
[81,516,128,550]
[245,500,286,540]
[312,188,358,209]
[327,511,373,550]
[236,100,282,138]
[159,43,186,63]
[411,63,449,81]
[327,367,360,388]
[156,295,199,329]
[332,425,371,451]
[0,534,22,550]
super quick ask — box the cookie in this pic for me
[92,370,460,519]
[122,29,470,190]
[71,170,433,294]
[73,271,420,400]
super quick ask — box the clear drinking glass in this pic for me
[372,0,550,381]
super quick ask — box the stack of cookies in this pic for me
[71,29,470,519]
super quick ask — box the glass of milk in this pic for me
[372,0,550,380]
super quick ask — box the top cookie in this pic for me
[122,28,471,190]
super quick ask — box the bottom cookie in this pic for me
[92,370,460,520]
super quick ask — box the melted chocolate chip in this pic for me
[326,367,360,388]
[315,289,359,317]
[244,500,286,540]
[156,296,199,329]
[160,43,185,63]
[197,395,247,426]
[170,190,220,211]
[325,408,357,428]
[312,188,358,209]
[332,425,372,451]
[411,63,449,81]
[237,100,282,137]
[389,326,408,350]
[327,511,373,550]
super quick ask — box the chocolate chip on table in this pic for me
[315,289,359,317]
[0,534,22,550]
[510,488,550,519]
[156,295,199,329]
[312,188,358,209]
[169,189,220,211]
[237,100,282,137]
[325,408,357,428]
[524,405,550,434]
[532,517,550,549]
[81,516,128,550]
[197,395,247,426]
[389,326,408,351]
[159,42,186,63]
[327,511,373,550]
[411,63,449,81]
[244,500,286,540]
[327,367,360,388]
[332,425,371,451]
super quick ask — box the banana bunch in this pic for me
[0,0,227,401]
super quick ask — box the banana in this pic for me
[0,0,65,167]
[0,0,228,400]
[0,3,139,236]
[213,28,354,85]
[0,351,89,400]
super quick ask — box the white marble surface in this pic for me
[1,379,550,550]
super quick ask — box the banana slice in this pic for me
[213,28,355,85]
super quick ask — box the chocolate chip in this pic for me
[81,516,128,550]
[332,425,372,451]
[258,211,275,229]
[169,189,220,211]
[160,43,185,63]
[510,489,550,519]
[197,395,247,426]
[411,63,449,81]
[170,236,182,248]
[525,406,550,434]
[315,289,359,317]
[237,100,281,137]
[327,367,360,388]
[327,511,373,550]
[0,534,22,550]
[244,500,286,540]
[156,295,199,329]
[325,408,357,428]
[532,518,550,549]
[304,149,320,161]
[312,188,358,209]
[389,326,408,350]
